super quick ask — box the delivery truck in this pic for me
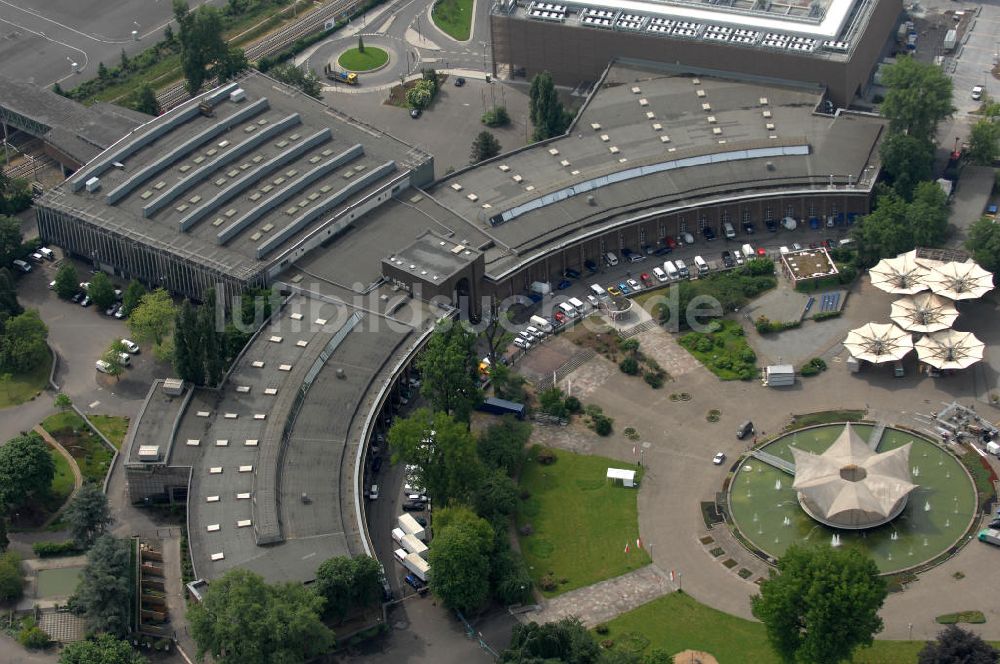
[401,533,428,558]
[397,513,426,540]
[403,552,430,582]
[978,528,1000,546]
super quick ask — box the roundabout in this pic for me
[337,45,390,72]
[728,423,978,574]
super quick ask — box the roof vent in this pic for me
[587,195,596,206]
[766,161,776,171]
[336,368,346,379]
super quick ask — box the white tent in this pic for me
[843,322,913,364]
[922,261,994,301]
[607,468,636,487]
[869,253,929,295]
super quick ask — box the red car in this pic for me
[554,310,567,323]
[640,272,654,287]
[665,237,677,249]
[757,247,767,257]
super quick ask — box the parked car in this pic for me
[79,281,91,291]
[404,574,425,590]
[791,242,803,251]
[665,236,677,249]
[680,232,695,245]
[409,108,421,118]
[733,249,744,265]
[640,272,654,287]
[652,267,668,282]
[586,294,600,307]
[654,244,672,256]
[368,484,379,500]
[765,219,778,232]
[618,282,630,295]
[721,251,735,268]
[564,268,581,279]
[402,500,426,511]
[626,278,641,292]
[105,303,120,316]
[584,259,598,273]
[79,296,92,307]
[554,310,567,323]
[513,337,531,350]
[713,452,726,465]
[742,221,755,234]
[972,85,984,100]
[115,306,127,319]
[702,227,716,241]
[95,360,111,374]
[556,279,572,290]
[607,285,622,297]
[48,280,56,290]
[71,292,83,304]
[454,77,466,87]
[371,456,383,473]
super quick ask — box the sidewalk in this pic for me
[32,424,82,527]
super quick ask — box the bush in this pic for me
[32,541,79,557]
[539,573,557,591]
[813,311,842,321]
[591,414,613,436]
[0,551,24,602]
[755,316,774,334]
[536,448,557,465]
[799,357,828,377]
[538,388,567,419]
[644,371,665,388]
[837,264,859,284]
[18,624,50,649]
[406,80,435,109]
[619,356,640,375]
[481,105,511,127]
[743,258,775,276]
[564,396,582,413]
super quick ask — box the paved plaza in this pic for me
[518,272,1000,641]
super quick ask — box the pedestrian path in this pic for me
[33,424,82,527]
[749,448,795,475]
[520,565,674,627]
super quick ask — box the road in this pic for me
[0,0,226,88]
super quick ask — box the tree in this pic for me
[967,103,1000,166]
[427,505,494,611]
[101,342,127,382]
[490,547,532,605]
[120,279,146,317]
[0,215,23,268]
[528,71,571,141]
[119,49,131,72]
[0,512,8,553]
[470,131,502,163]
[488,363,527,404]
[880,55,953,140]
[60,633,147,664]
[97,62,109,80]
[908,180,949,247]
[173,300,202,383]
[54,263,80,299]
[966,216,1000,273]
[358,34,365,53]
[88,272,116,310]
[406,80,435,110]
[0,267,22,318]
[130,84,161,117]
[72,535,132,636]
[314,555,382,621]
[0,550,23,602]
[879,132,934,200]
[0,309,49,373]
[0,432,54,509]
[55,393,72,410]
[480,298,514,365]
[199,295,224,386]
[851,187,911,267]
[173,0,228,95]
[477,415,530,475]
[473,468,517,525]
[389,409,483,505]
[127,288,175,347]
[482,105,511,127]
[501,617,601,663]
[918,625,999,664]
[64,484,113,549]
[751,544,886,664]
[415,321,481,420]
[188,568,335,664]
[268,63,322,98]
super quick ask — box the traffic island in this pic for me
[337,46,389,72]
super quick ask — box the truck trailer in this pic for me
[401,533,428,558]
[403,552,430,582]
[397,513,426,540]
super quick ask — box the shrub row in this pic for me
[32,541,79,558]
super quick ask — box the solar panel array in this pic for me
[521,3,851,53]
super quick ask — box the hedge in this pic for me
[32,541,80,557]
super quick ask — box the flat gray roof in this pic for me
[39,72,429,280]
[386,230,482,283]
[0,74,145,164]
[422,63,885,278]
[123,380,190,465]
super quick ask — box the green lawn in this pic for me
[431,0,474,41]
[785,409,865,431]
[338,47,389,71]
[0,353,52,408]
[42,412,114,485]
[87,415,130,450]
[516,447,649,596]
[598,592,932,664]
[678,319,757,380]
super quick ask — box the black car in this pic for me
[454,77,466,87]
[371,456,383,473]
[409,108,421,119]
[742,221,755,235]
[563,268,581,279]
[621,247,634,259]
[654,245,672,256]
[71,292,83,303]
[584,259,598,273]
[765,219,778,232]
[402,500,426,512]
[702,227,716,241]
[641,243,655,255]
[721,251,735,268]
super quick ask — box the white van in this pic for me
[674,259,689,278]
[589,284,608,300]
[741,243,755,259]
[567,297,586,314]
[529,315,553,333]
[723,222,736,239]
[558,302,579,318]
[604,252,619,267]
[663,260,679,280]
[694,255,709,275]
[681,232,695,245]
[38,247,55,261]
[652,266,668,282]
[779,246,790,255]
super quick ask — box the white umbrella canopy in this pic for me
[914,329,985,370]
[843,322,914,364]
[922,261,994,301]
[889,293,960,333]
[869,254,930,295]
